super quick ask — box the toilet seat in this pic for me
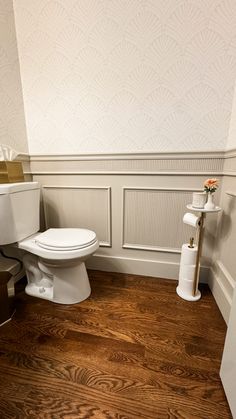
[36,228,97,251]
[19,231,99,261]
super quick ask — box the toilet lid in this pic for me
[36,228,97,251]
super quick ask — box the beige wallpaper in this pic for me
[227,80,236,150]
[0,0,28,153]
[13,0,236,154]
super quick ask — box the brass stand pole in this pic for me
[193,212,206,297]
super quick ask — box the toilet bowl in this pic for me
[19,228,99,304]
[0,182,99,304]
[18,228,99,304]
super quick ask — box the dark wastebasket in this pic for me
[0,271,15,326]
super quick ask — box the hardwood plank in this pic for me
[0,347,228,407]
[0,364,229,419]
[0,270,232,418]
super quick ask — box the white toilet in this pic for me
[0,181,99,304]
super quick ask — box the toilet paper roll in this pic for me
[179,278,195,295]
[179,264,196,282]
[179,243,198,267]
[192,192,207,209]
[178,243,198,298]
[183,212,200,228]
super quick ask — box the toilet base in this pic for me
[26,282,54,301]
[24,254,91,304]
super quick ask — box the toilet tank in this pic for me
[0,182,40,245]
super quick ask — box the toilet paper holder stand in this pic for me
[186,204,221,299]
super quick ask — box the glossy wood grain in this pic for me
[0,271,232,418]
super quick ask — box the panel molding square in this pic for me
[42,185,111,247]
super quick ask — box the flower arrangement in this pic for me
[204,178,219,194]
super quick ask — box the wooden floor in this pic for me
[0,270,232,419]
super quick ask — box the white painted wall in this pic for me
[13,0,236,154]
[0,0,28,153]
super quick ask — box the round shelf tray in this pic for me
[187,204,221,213]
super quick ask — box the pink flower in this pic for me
[204,178,219,193]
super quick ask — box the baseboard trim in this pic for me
[87,254,179,279]
[208,261,235,324]
[87,253,209,283]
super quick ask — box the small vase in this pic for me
[204,193,215,210]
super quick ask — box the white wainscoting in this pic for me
[208,180,236,323]
[42,186,112,247]
[209,261,235,324]
[34,173,219,283]
[223,152,236,176]
[29,151,233,322]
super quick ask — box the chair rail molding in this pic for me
[28,151,225,176]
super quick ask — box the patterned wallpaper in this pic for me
[227,80,236,150]
[0,0,28,153]
[13,0,236,154]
